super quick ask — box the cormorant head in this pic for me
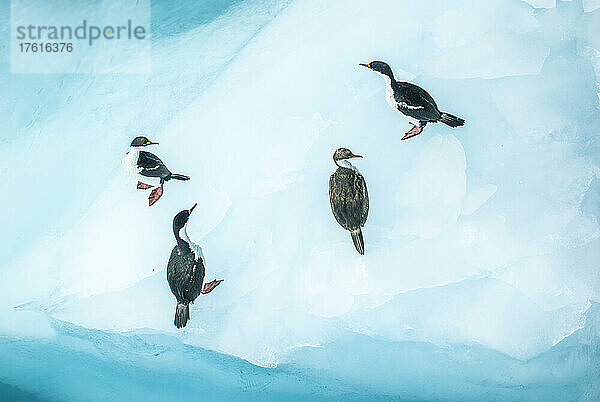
[359,61,394,78]
[173,204,197,249]
[333,147,362,167]
[173,203,197,233]
[130,136,159,147]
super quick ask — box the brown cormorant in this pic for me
[329,148,369,255]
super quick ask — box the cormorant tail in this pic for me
[174,303,190,328]
[169,173,190,181]
[350,229,365,255]
[439,112,465,128]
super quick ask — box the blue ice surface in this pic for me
[1,0,600,400]
[1,303,599,401]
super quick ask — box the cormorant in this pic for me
[360,61,465,140]
[167,204,223,328]
[122,136,190,206]
[329,148,369,255]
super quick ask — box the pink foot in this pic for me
[401,124,423,140]
[148,186,163,206]
[137,181,153,190]
[201,279,224,294]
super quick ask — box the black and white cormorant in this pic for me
[122,136,190,206]
[329,148,369,255]
[167,204,223,329]
[360,61,465,140]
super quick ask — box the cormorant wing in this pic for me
[395,81,441,121]
[167,246,205,304]
[184,257,206,302]
[138,151,171,178]
[167,248,187,303]
[357,172,369,226]
[329,169,369,230]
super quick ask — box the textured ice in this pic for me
[584,0,600,12]
[425,32,550,79]
[524,0,557,8]
[1,0,600,400]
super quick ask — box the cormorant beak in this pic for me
[359,63,371,69]
[188,203,197,214]
[351,154,363,159]
[146,141,159,145]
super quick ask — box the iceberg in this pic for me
[1,0,599,399]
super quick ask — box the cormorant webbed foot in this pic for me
[148,185,163,206]
[401,124,423,140]
[201,279,224,294]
